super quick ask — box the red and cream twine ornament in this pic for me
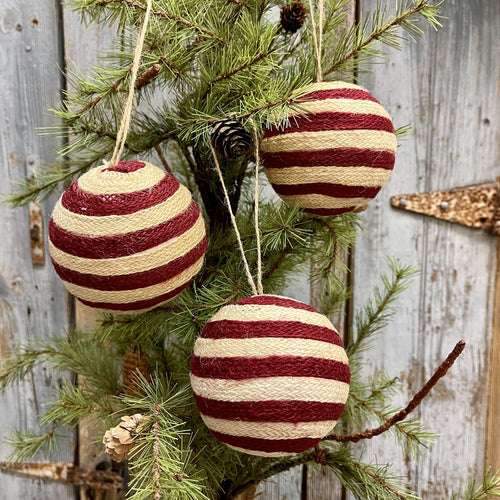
[260,81,398,216]
[190,294,350,456]
[49,161,207,313]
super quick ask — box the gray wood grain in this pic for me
[0,0,74,498]
[350,0,500,498]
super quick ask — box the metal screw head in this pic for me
[398,198,407,207]
[440,201,449,210]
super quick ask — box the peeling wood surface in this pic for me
[486,242,500,477]
[0,0,74,498]
[352,0,500,498]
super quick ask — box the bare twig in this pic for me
[0,462,122,490]
[325,340,466,443]
[154,144,172,173]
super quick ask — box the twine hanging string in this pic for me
[209,144,259,296]
[109,0,153,167]
[307,0,324,82]
[252,128,264,295]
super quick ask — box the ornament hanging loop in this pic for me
[210,145,259,296]
[109,0,153,167]
[308,0,324,82]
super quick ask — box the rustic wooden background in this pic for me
[0,0,498,498]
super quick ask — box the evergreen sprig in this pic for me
[348,257,418,359]
[451,467,500,500]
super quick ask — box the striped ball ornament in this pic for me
[260,81,398,216]
[190,295,350,457]
[48,161,207,314]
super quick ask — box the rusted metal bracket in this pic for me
[29,201,45,265]
[0,461,122,490]
[391,180,500,236]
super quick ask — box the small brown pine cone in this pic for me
[280,1,308,33]
[123,345,151,396]
[103,413,145,462]
[210,118,253,159]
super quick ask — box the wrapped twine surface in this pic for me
[48,161,207,314]
[190,294,350,457]
[260,81,397,216]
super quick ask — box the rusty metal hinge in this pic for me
[0,461,122,490]
[391,180,500,236]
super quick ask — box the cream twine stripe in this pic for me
[194,337,348,362]
[78,162,165,195]
[287,98,393,119]
[110,0,153,167]
[190,375,350,403]
[260,129,398,154]
[225,445,293,457]
[62,256,204,303]
[280,193,371,210]
[49,216,206,276]
[201,416,336,440]
[207,303,336,326]
[52,186,192,236]
[210,144,258,295]
[266,166,393,187]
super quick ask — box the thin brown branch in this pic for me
[318,219,338,276]
[96,0,221,39]
[154,144,172,174]
[325,340,466,443]
[323,0,430,76]
[68,74,127,126]
[349,461,407,500]
[349,392,426,447]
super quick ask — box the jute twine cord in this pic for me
[209,144,259,296]
[252,128,264,295]
[190,294,350,457]
[307,0,324,82]
[109,0,153,167]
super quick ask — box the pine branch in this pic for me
[323,0,442,76]
[348,392,436,458]
[347,257,418,358]
[325,340,465,443]
[326,447,417,500]
[6,424,58,462]
[451,467,500,500]
[93,0,222,40]
[201,45,280,99]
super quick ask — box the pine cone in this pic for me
[210,119,253,159]
[103,414,145,462]
[280,1,308,33]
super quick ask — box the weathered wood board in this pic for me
[0,0,74,498]
[1,0,498,499]
[351,0,500,498]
